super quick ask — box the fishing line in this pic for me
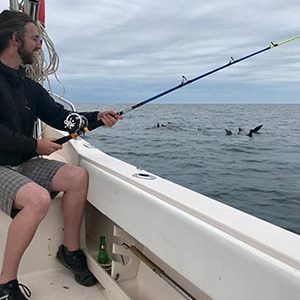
[55,34,300,145]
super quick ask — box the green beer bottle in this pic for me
[97,236,109,265]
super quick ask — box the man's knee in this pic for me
[60,165,88,186]
[51,164,89,194]
[15,182,51,217]
[73,166,89,186]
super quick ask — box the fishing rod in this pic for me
[55,34,300,145]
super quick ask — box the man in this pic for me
[0,10,122,299]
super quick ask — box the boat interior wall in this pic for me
[85,203,207,300]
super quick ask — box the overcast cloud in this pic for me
[1,0,300,103]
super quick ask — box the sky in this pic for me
[1,0,300,103]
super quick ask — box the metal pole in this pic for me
[23,0,40,23]
[123,244,197,300]
[9,0,19,11]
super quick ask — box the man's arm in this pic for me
[34,83,122,132]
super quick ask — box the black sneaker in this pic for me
[0,279,31,300]
[56,245,97,286]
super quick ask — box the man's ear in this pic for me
[10,32,21,46]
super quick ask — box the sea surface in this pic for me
[77,103,300,234]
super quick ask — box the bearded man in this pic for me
[0,10,121,299]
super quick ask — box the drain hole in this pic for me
[133,173,156,180]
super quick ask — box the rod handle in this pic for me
[54,135,73,145]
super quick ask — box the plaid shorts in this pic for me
[0,158,65,216]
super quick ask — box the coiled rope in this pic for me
[10,0,64,93]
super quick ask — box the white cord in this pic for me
[25,21,65,95]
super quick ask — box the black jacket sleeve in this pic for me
[0,122,37,155]
[33,82,99,130]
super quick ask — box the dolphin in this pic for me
[225,129,233,135]
[237,127,243,134]
[247,124,263,137]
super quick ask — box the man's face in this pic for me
[17,22,42,65]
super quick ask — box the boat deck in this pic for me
[20,268,106,300]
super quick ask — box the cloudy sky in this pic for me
[1,1,300,103]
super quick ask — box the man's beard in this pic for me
[17,44,34,65]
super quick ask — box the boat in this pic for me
[0,1,299,299]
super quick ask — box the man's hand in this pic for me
[97,111,122,127]
[36,138,62,155]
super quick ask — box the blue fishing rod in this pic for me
[55,34,300,145]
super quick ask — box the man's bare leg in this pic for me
[51,165,89,251]
[0,183,51,284]
[52,164,97,286]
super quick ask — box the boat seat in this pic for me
[0,210,12,264]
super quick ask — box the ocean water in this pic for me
[77,103,300,234]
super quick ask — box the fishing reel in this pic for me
[64,113,89,135]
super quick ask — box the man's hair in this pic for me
[0,10,34,53]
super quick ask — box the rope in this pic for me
[24,21,65,95]
[9,0,65,94]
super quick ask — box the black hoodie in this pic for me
[0,62,98,166]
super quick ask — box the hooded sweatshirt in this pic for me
[0,62,98,166]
